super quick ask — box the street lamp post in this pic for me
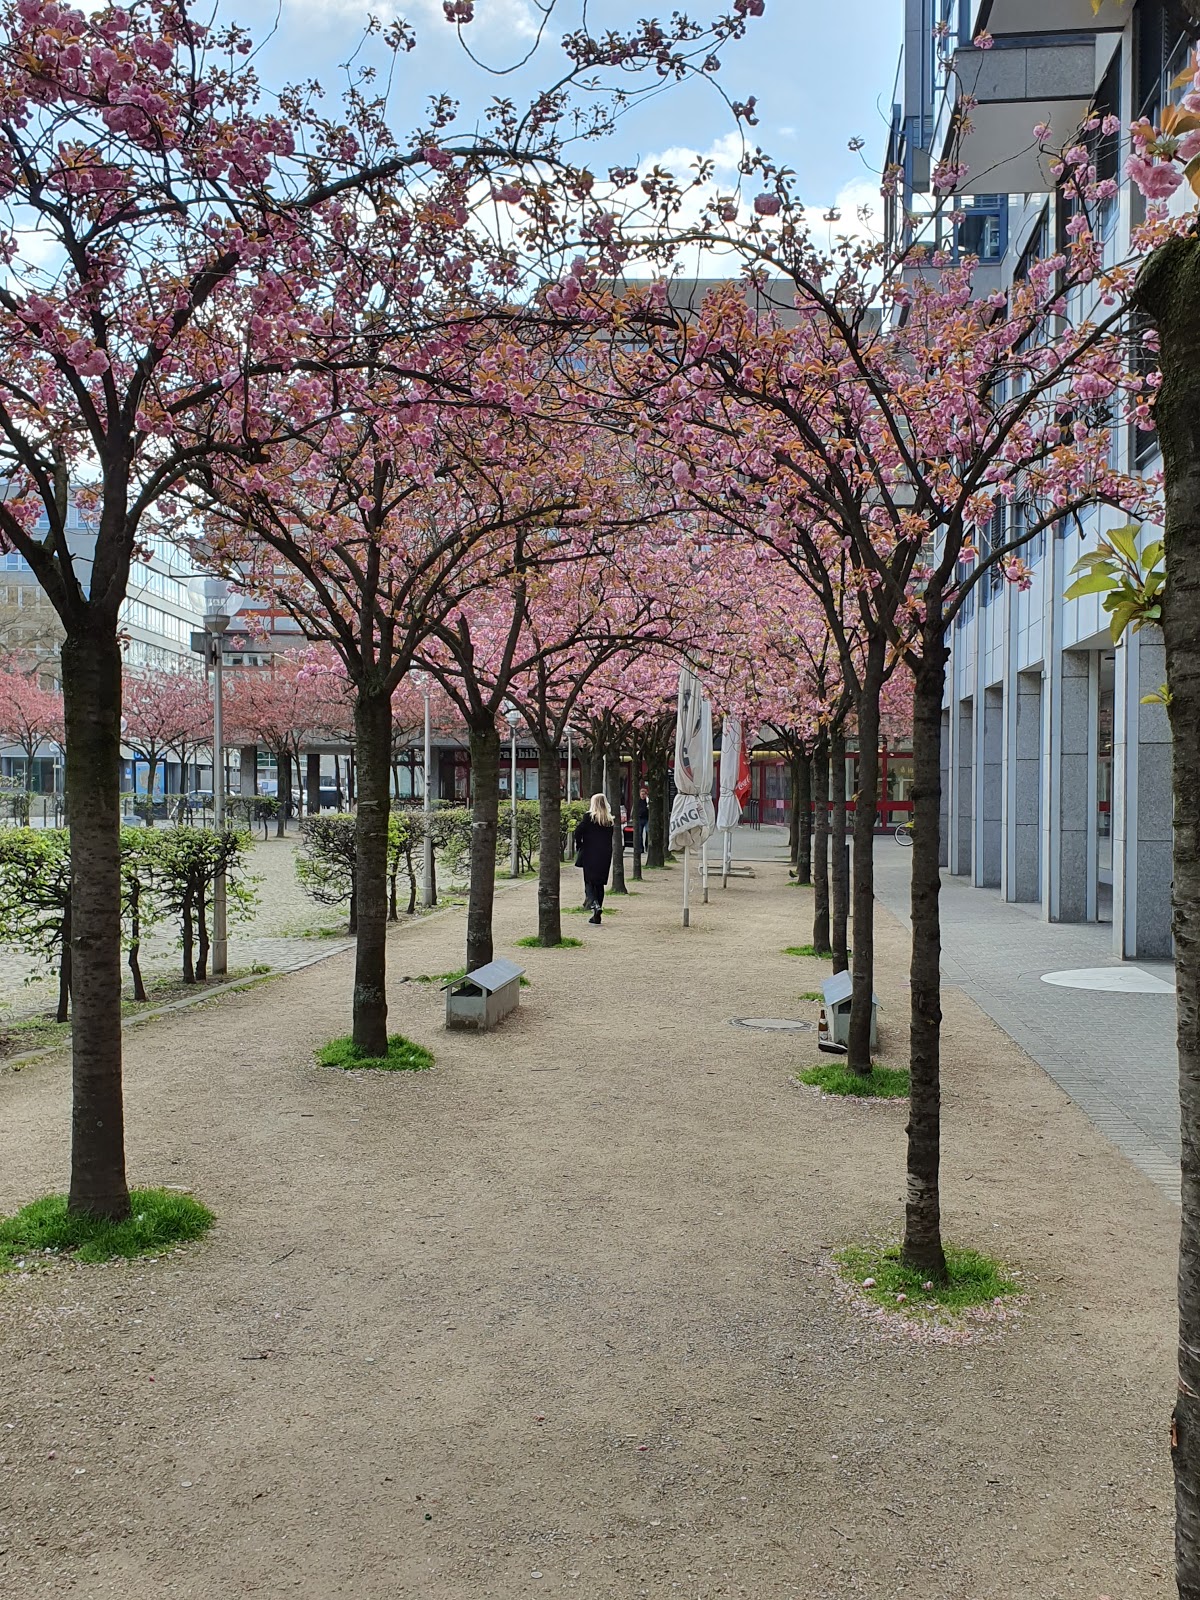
[504,705,520,879]
[189,577,234,976]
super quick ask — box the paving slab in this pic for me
[871,841,1180,1200]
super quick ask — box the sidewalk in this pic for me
[872,841,1181,1200]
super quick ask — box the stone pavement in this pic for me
[871,840,1180,1201]
[728,824,1180,1199]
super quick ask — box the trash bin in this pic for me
[818,970,879,1055]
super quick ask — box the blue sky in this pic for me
[235,0,903,215]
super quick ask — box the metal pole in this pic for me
[422,687,434,907]
[510,724,519,877]
[702,835,709,903]
[722,829,732,889]
[212,634,227,976]
[682,843,690,928]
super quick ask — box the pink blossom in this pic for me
[1126,153,1184,201]
[753,193,781,217]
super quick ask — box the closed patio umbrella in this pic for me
[669,665,715,926]
[716,714,751,888]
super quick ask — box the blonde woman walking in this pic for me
[574,793,615,926]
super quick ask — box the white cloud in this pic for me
[285,0,540,36]
[409,0,539,39]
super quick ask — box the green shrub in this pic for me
[296,814,358,930]
[0,828,72,1019]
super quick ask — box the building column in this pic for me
[239,744,258,798]
[1047,650,1092,924]
[1007,671,1042,903]
[306,751,322,813]
[938,708,950,869]
[977,686,1003,888]
[1113,627,1173,958]
[953,697,973,877]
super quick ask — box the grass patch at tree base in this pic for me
[0,1188,214,1272]
[316,1033,434,1072]
[798,1062,910,1098]
[833,1241,1021,1320]
[515,935,582,949]
[565,903,619,916]
[784,944,823,958]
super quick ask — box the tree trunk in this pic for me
[466,721,501,971]
[537,741,564,946]
[61,626,129,1220]
[352,690,392,1057]
[181,891,195,984]
[797,754,812,885]
[607,743,627,894]
[196,889,209,982]
[830,727,849,976]
[647,757,666,868]
[811,737,831,956]
[847,653,886,1073]
[127,885,146,1004]
[145,754,158,806]
[903,632,950,1283]
[1135,233,1200,1600]
[275,747,288,838]
[57,904,72,1024]
[788,754,800,868]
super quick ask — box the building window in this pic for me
[955,196,1006,264]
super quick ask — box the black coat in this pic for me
[574,814,614,881]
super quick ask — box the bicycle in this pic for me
[894,818,914,846]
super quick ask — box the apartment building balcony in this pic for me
[970,0,1126,34]
[923,33,1100,195]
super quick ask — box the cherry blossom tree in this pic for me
[616,160,1154,1278]
[121,669,209,804]
[0,668,63,781]
[224,652,351,836]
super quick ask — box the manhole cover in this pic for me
[729,1017,813,1032]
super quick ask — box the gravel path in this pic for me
[0,860,1176,1599]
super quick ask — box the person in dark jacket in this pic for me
[574,793,615,925]
[636,783,650,853]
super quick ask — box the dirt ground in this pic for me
[0,858,1177,1599]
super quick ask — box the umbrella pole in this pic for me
[722,829,731,889]
[682,844,690,928]
[702,837,709,903]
